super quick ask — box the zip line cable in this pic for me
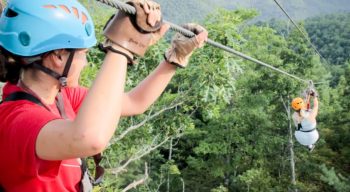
[96,0,309,83]
[272,0,329,65]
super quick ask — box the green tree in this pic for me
[305,13,350,66]
[76,1,349,191]
[320,164,350,192]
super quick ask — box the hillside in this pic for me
[156,0,350,24]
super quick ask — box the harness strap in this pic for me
[298,128,316,133]
[3,91,43,106]
[297,123,302,131]
[297,123,316,132]
[56,92,68,119]
[92,153,105,185]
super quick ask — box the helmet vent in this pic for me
[81,12,88,24]
[5,8,18,17]
[43,4,88,24]
[72,7,79,19]
[19,32,31,46]
[43,5,57,9]
[58,5,71,14]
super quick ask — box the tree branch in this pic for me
[280,95,289,115]
[121,163,149,192]
[110,136,171,175]
[111,102,184,144]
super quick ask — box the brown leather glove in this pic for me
[165,23,208,68]
[102,0,163,58]
[128,0,162,33]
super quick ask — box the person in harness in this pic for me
[0,0,208,191]
[291,89,319,152]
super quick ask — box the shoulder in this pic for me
[62,86,88,100]
[1,82,22,100]
[0,101,62,183]
[62,86,88,96]
[0,101,60,130]
[292,112,298,119]
[0,100,60,146]
[0,101,60,150]
[61,86,88,112]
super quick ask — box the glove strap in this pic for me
[163,54,184,68]
[98,43,134,65]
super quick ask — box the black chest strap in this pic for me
[2,91,43,106]
[297,123,302,130]
[296,123,316,132]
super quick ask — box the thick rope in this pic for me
[96,0,309,83]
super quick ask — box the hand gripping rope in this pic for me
[97,0,311,84]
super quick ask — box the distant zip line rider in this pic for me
[291,89,319,151]
[0,0,208,191]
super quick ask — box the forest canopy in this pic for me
[0,0,348,191]
[81,1,350,191]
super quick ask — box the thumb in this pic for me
[195,30,208,48]
[158,23,170,37]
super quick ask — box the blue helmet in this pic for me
[0,0,97,56]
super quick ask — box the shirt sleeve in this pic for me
[64,86,88,114]
[7,103,61,177]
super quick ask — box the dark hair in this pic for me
[0,48,76,84]
[0,48,23,84]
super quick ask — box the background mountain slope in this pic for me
[156,0,350,24]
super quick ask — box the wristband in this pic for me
[98,43,134,65]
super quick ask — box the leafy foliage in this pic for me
[76,1,349,191]
[320,164,350,192]
[0,0,348,191]
[305,13,350,66]
[155,0,350,24]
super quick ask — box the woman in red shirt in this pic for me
[0,0,208,191]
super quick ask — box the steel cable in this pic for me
[272,0,329,65]
[96,0,309,83]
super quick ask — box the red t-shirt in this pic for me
[0,82,88,192]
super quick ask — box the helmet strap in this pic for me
[31,50,75,87]
[59,50,75,87]
[32,62,61,79]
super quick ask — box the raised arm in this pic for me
[121,23,208,116]
[36,0,166,160]
[121,61,176,116]
[37,49,129,160]
[309,96,319,119]
[292,112,299,128]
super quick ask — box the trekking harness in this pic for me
[0,91,105,190]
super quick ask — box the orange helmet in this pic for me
[291,97,305,111]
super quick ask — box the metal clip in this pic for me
[59,77,68,87]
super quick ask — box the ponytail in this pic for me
[0,48,23,84]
